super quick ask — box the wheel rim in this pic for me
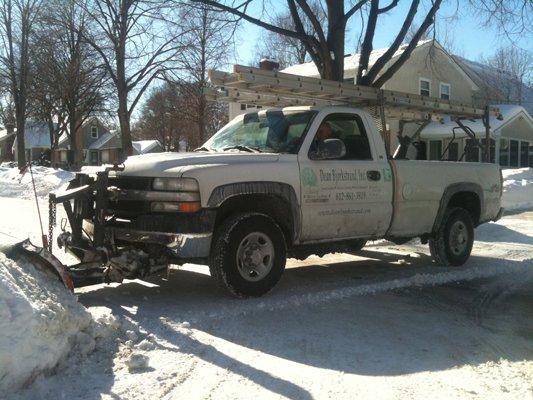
[236,232,275,282]
[449,220,468,256]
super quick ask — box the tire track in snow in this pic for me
[183,260,533,324]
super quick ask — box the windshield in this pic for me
[203,110,317,153]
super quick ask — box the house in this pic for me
[0,122,16,162]
[230,40,533,168]
[53,131,164,167]
[420,104,533,167]
[52,117,113,166]
[12,121,56,162]
[52,117,164,167]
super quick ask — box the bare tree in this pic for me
[80,0,188,157]
[31,0,110,169]
[135,79,228,151]
[469,0,532,38]
[253,1,325,69]
[481,46,532,105]
[171,2,235,145]
[0,0,42,168]
[134,83,184,151]
[191,0,443,87]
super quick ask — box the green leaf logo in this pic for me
[301,167,318,187]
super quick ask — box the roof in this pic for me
[452,55,533,115]
[89,131,121,150]
[420,104,533,139]
[280,39,479,94]
[11,121,59,151]
[281,39,434,78]
[132,140,162,154]
[0,129,15,142]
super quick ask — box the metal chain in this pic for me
[48,196,56,253]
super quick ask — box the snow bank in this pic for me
[502,168,533,212]
[0,252,93,392]
[0,163,74,199]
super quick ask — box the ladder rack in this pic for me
[207,64,501,122]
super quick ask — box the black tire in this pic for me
[429,207,474,266]
[349,239,367,252]
[209,212,287,297]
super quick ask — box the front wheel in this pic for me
[429,207,474,266]
[209,213,287,297]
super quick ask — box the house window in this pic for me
[89,150,99,165]
[440,83,450,100]
[520,141,529,167]
[240,104,246,111]
[419,78,430,97]
[509,140,519,167]
[499,138,509,166]
[428,140,442,160]
[91,125,98,138]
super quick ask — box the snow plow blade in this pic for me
[4,239,75,292]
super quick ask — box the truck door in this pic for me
[298,111,393,241]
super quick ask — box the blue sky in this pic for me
[232,1,532,66]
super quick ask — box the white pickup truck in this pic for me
[86,105,502,296]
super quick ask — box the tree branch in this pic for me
[344,0,368,21]
[373,0,443,88]
[362,0,419,85]
[190,0,309,41]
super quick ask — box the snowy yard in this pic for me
[0,165,532,399]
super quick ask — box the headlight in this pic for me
[153,178,199,192]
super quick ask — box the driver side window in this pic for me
[309,113,372,160]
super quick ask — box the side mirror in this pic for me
[311,138,346,160]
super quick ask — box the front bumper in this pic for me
[83,211,215,260]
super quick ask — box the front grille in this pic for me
[108,176,153,190]
[108,176,153,218]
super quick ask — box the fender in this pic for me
[432,182,484,232]
[207,181,301,242]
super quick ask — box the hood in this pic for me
[117,151,280,177]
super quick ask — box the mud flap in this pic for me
[4,239,75,292]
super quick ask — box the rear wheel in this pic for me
[209,213,287,297]
[429,207,474,266]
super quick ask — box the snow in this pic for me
[502,168,533,211]
[132,140,161,154]
[0,252,92,392]
[281,39,433,78]
[0,164,531,399]
[0,163,74,199]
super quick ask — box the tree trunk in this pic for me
[324,1,345,81]
[69,117,83,171]
[15,110,26,168]
[118,93,132,159]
